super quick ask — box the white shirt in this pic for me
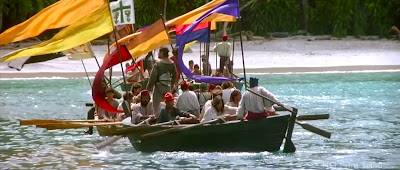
[177,90,200,115]
[201,105,238,122]
[222,88,235,104]
[117,101,134,120]
[131,101,154,123]
[213,42,231,57]
[236,86,278,119]
[226,101,238,107]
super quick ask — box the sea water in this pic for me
[0,72,399,169]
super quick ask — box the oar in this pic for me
[95,117,153,150]
[37,122,122,130]
[246,88,331,139]
[141,118,225,140]
[295,120,331,138]
[20,119,108,126]
[296,114,330,121]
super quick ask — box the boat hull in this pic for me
[127,114,292,152]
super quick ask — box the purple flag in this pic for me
[177,0,241,84]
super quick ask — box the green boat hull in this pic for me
[127,113,294,152]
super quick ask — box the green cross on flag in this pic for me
[110,0,135,26]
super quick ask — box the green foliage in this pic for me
[1,0,400,38]
[240,0,300,35]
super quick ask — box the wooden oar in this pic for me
[246,88,331,139]
[141,118,224,140]
[296,114,330,121]
[95,117,153,150]
[295,120,331,139]
[37,122,122,130]
[20,119,108,126]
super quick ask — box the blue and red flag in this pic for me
[177,0,241,84]
[174,22,211,45]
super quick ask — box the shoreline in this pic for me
[1,65,399,79]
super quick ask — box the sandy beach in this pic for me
[1,37,399,78]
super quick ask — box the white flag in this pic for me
[110,0,135,26]
[62,43,95,60]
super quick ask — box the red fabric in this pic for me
[175,22,210,35]
[126,60,143,72]
[164,92,174,102]
[141,90,150,97]
[245,110,270,120]
[209,84,216,92]
[222,34,228,40]
[180,80,189,89]
[92,45,132,113]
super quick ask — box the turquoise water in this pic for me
[0,72,399,169]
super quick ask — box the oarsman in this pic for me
[236,77,283,120]
[177,81,201,116]
[131,90,155,124]
[157,92,196,123]
[201,95,237,122]
[222,81,235,104]
[146,47,177,116]
[199,86,237,120]
[197,83,212,110]
[117,91,134,120]
[96,87,119,120]
[130,82,142,103]
[213,35,231,76]
[226,89,241,107]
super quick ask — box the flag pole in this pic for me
[107,38,113,87]
[106,0,128,91]
[81,60,92,87]
[127,24,146,82]
[160,14,185,82]
[239,20,247,86]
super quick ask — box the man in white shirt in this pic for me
[221,81,235,104]
[213,34,231,75]
[131,90,155,124]
[177,81,201,116]
[236,77,282,120]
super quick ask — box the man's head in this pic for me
[105,87,115,98]
[158,47,169,59]
[131,82,142,96]
[194,64,199,70]
[140,90,151,107]
[211,86,223,99]
[189,60,194,68]
[123,91,134,103]
[164,92,175,109]
[249,77,259,88]
[200,83,208,92]
[180,80,189,91]
[212,95,224,112]
[229,89,242,103]
[222,34,228,41]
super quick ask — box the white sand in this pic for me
[1,37,399,78]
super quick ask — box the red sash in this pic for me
[245,110,274,120]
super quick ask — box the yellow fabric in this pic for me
[184,41,197,51]
[165,0,236,26]
[0,0,106,45]
[128,31,170,59]
[0,4,113,62]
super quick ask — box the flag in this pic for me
[175,22,211,45]
[177,0,241,84]
[92,45,132,113]
[94,19,170,113]
[0,4,113,62]
[62,43,95,60]
[110,24,135,43]
[103,19,170,62]
[110,0,135,26]
[8,53,64,71]
[0,0,106,45]
[165,0,236,26]
[184,41,197,51]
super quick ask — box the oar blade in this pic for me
[95,136,122,150]
[296,114,330,121]
[296,121,331,139]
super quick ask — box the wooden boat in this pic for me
[125,112,297,152]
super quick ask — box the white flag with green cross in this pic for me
[110,0,135,26]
